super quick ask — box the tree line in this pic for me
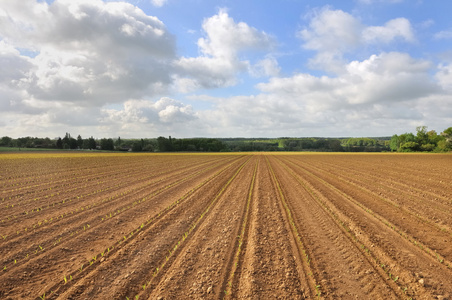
[389,126,452,152]
[1,126,451,152]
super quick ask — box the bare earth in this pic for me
[0,152,451,299]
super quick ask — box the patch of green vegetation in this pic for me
[0,147,59,152]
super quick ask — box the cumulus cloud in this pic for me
[363,18,415,43]
[198,51,448,137]
[258,52,437,106]
[174,9,274,91]
[100,97,197,137]
[197,9,273,59]
[0,0,176,108]
[436,63,452,91]
[299,7,415,72]
[299,8,362,53]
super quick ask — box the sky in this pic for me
[0,0,451,139]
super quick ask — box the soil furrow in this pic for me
[233,156,309,299]
[1,156,246,299]
[278,155,452,299]
[33,156,249,300]
[269,155,401,299]
[0,156,235,272]
[138,156,257,299]
[282,155,452,267]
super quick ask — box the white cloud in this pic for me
[299,8,362,53]
[436,63,452,91]
[99,97,197,137]
[0,0,176,108]
[174,9,274,90]
[167,51,449,138]
[174,56,247,90]
[197,9,273,59]
[299,7,415,72]
[363,18,415,43]
[258,52,436,106]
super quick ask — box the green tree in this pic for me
[77,135,83,149]
[400,141,419,152]
[389,135,399,151]
[56,137,63,149]
[157,136,173,152]
[131,141,142,152]
[100,138,114,151]
[0,136,12,146]
[439,127,452,151]
[416,126,429,145]
[427,130,441,145]
[87,137,96,150]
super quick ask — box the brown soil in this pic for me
[0,152,451,299]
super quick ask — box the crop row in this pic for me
[0,155,227,228]
[281,156,452,268]
[0,156,239,275]
[37,156,250,299]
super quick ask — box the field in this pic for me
[1,152,452,299]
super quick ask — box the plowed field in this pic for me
[1,152,451,299]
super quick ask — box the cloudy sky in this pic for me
[1,0,451,139]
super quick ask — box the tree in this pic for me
[62,132,77,149]
[87,137,96,150]
[77,135,83,149]
[0,136,12,147]
[157,136,173,152]
[329,139,343,152]
[100,138,114,151]
[416,126,429,145]
[389,135,399,152]
[62,132,71,147]
[399,141,419,152]
[56,137,63,149]
[439,127,452,151]
[131,141,142,152]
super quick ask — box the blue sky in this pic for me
[1,0,451,138]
